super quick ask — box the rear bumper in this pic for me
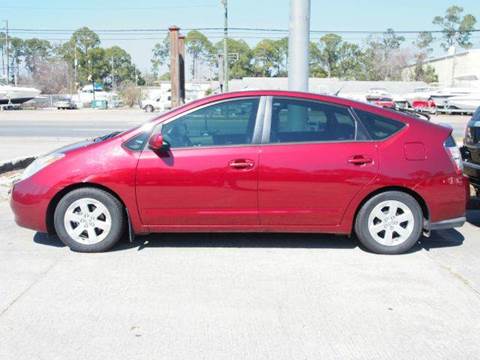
[425,217,466,231]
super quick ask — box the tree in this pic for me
[105,46,137,88]
[412,32,436,82]
[309,42,327,78]
[23,38,52,75]
[70,27,101,56]
[119,81,142,107]
[215,38,254,79]
[8,37,24,83]
[313,34,364,79]
[318,34,342,77]
[252,39,286,77]
[381,28,405,52]
[433,5,477,51]
[185,30,215,80]
[33,59,70,94]
[58,27,101,85]
[413,63,438,83]
[151,34,170,77]
[363,29,406,80]
[336,42,365,80]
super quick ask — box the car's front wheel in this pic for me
[54,188,125,252]
[355,191,423,254]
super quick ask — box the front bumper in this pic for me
[9,178,53,233]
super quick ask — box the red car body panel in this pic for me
[136,146,260,226]
[10,90,468,236]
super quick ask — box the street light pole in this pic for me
[111,56,115,91]
[222,0,229,92]
[288,0,310,92]
[4,20,9,83]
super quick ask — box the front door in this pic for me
[136,97,262,226]
[258,97,379,226]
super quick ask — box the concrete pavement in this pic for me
[1,197,479,359]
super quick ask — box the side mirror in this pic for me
[148,133,170,151]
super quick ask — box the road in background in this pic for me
[0,109,153,138]
[0,109,155,162]
[0,109,470,139]
[0,109,471,162]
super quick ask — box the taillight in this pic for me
[444,135,463,174]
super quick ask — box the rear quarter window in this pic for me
[354,110,405,140]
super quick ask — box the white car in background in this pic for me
[141,95,172,112]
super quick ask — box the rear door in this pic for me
[258,97,379,226]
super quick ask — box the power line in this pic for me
[0,3,218,11]
[8,27,480,34]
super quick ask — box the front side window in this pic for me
[269,98,364,143]
[161,98,259,148]
[354,110,405,140]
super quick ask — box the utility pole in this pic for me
[221,0,229,92]
[73,46,78,92]
[449,45,456,87]
[111,56,115,91]
[178,35,186,104]
[169,26,181,108]
[4,20,9,84]
[288,0,310,92]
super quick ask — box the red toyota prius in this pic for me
[10,91,468,254]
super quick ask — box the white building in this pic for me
[403,49,480,87]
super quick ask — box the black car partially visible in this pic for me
[462,108,480,196]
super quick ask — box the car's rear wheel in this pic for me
[145,105,154,112]
[54,188,125,252]
[355,191,423,254]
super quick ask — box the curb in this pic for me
[0,157,36,175]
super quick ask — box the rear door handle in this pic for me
[348,155,373,165]
[229,159,255,170]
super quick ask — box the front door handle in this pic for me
[229,159,255,170]
[348,155,373,166]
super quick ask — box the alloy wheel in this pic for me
[63,198,112,245]
[367,200,415,246]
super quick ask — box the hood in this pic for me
[51,131,123,156]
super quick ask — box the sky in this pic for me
[2,0,480,73]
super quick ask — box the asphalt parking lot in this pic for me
[1,195,480,359]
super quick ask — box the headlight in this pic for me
[20,153,65,181]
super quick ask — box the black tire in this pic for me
[53,188,125,252]
[354,191,423,255]
[145,105,154,113]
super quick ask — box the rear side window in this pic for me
[270,98,365,143]
[354,110,405,140]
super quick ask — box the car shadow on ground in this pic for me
[466,210,480,229]
[33,228,465,254]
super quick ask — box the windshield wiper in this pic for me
[392,107,431,121]
[93,131,122,143]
